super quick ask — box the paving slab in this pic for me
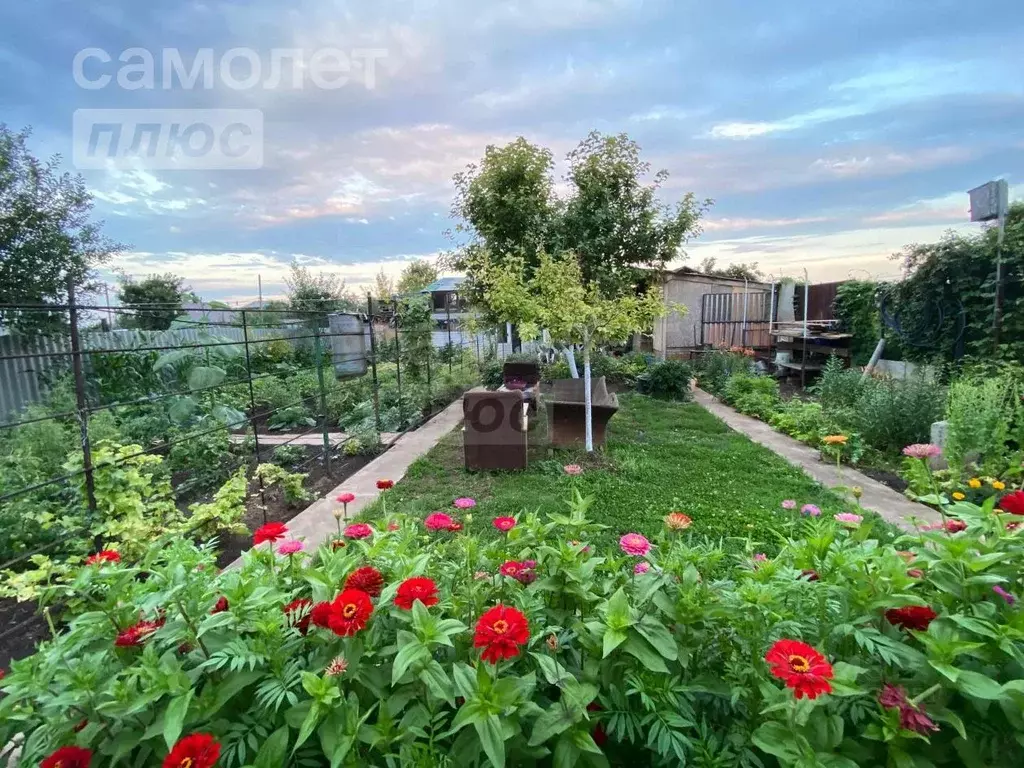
[692,388,941,530]
[228,431,400,446]
[230,399,465,564]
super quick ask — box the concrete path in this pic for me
[232,399,464,563]
[692,388,940,530]
[229,431,400,446]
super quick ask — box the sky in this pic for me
[3,0,1023,304]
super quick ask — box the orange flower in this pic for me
[822,435,848,445]
[664,512,692,530]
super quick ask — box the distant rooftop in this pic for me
[419,276,465,293]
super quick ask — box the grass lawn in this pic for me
[362,393,876,551]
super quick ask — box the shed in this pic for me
[654,268,772,358]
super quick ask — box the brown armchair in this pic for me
[547,376,618,448]
[463,387,528,471]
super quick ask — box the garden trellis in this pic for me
[0,287,494,651]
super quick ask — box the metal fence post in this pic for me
[313,323,332,472]
[426,340,433,408]
[241,309,268,522]
[446,300,454,375]
[395,314,404,428]
[366,294,383,437]
[67,279,97,523]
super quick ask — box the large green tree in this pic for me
[396,259,438,295]
[0,125,125,334]
[116,272,191,330]
[285,260,358,323]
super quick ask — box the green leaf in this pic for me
[197,610,234,638]
[602,626,627,658]
[168,396,197,423]
[571,728,603,755]
[933,708,967,740]
[635,617,677,661]
[293,702,323,753]
[188,365,226,390]
[474,714,506,768]
[392,637,430,685]
[956,670,1005,700]
[162,689,193,749]
[529,704,574,746]
[531,653,573,685]
[604,587,633,630]
[253,726,289,768]
[452,663,477,700]
[553,733,580,768]
[622,633,669,674]
[751,722,804,762]
[419,659,455,704]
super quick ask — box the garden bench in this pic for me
[547,376,618,448]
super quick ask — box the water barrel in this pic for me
[327,313,368,377]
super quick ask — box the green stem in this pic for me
[176,598,211,659]
[911,683,941,706]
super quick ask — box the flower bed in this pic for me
[2,491,1023,766]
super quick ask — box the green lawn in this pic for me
[363,393,870,551]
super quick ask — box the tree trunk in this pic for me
[582,332,593,452]
[564,346,580,378]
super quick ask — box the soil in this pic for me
[856,465,909,494]
[0,444,375,671]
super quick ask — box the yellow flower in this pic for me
[968,478,981,489]
[952,492,966,501]
[822,435,849,445]
[992,481,1006,491]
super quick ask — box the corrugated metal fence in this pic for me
[0,326,307,419]
[699,291,772,349]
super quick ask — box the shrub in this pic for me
[695,348,751,395]
[724,374,780,420]
[812,355,865,412]
[943,361,1024,477]
[644,359,694,401]
[853,372,946,456]
[271,444,307,466]
[769,399,834,445]
[3,495,1024,767]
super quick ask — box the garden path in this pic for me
[227,399,465,566]
[692,387,941,530]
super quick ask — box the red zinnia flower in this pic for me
[944,519,967,533]
[254,521,288,545]
[878,684,939,734]
[336,492,356,504]
[345,566,384,597]
[473,604,530,663]
[310,601,333,629]
[394,576,439,610]
[998,490,1024,516]
[765,639,834,700]
[85,549,120,566]
[425,512,455,531]
[115,619,162,647]
[162,733,221,768]
[586,702,607,747]
[327,589,373,636]
[885,605,937,631]
[41,746,93,768]
[343,522,373,540]
[376,479,394,490]
[211,596,229,614]
[283,598,313,635]
[493,516,516,532]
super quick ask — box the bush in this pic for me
[812,355,866,412]
[724,374,780,420]
[643,359,694,401]
[695,348,751,395]
[853,372,946,456]
[271,444,307,466]
[943,361,1024,477]
[4,495,1024,767]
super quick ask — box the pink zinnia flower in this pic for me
[902,444,942,460]
[563,464,583,476]
[474,571,490,580]
[387,521,399,531]
[276,539,305,556]
[425,512,455,531]
[336,492,355,504]
[343,522,373,540]
[492,516,516,532]
[753,553,768,563]
[781,500,797,510]
[453,497,476,509]
[834,513,863,526]
[993,585,1016,605]
[325,655,348,677]
[634,562,650,575]
[619,533,651,557]
[944,519,967,534]
[801,504,821,517]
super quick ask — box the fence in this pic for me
[699,291,772,349]
[0,288,498,651]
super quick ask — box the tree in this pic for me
[0,124,125,334]
[117,273,190,330]
[396,259,438,295]
[480,251,671,451]
[285,260,357,323]
[697,256,765,282]
[373,267,395,301]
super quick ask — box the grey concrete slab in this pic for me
[228,432,400,446]
[692,388,940,530]
[229,400,465,564]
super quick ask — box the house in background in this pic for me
[654,267,772,359]
[419,277,468,331]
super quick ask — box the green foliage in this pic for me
[643,359,693,401]
[255,463,311,506]
[0,124,124,335]
[811,355,865,412]
[769,400,841,447]
[723,374,780,420]
[832,281,893,366]
[285,259,358,323]
[168,418,234,493]
[5,493,1022,767]
[267,405,316,431]
[883,202,1024,364]
[396,259,439,295]
[943,361,1024,477]
[695,348,752,396]
[853,373,946,456]
[117,273,191,331]
[272,445,307,467]
[186,467,250,539]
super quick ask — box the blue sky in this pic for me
[3,0,1022,303]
